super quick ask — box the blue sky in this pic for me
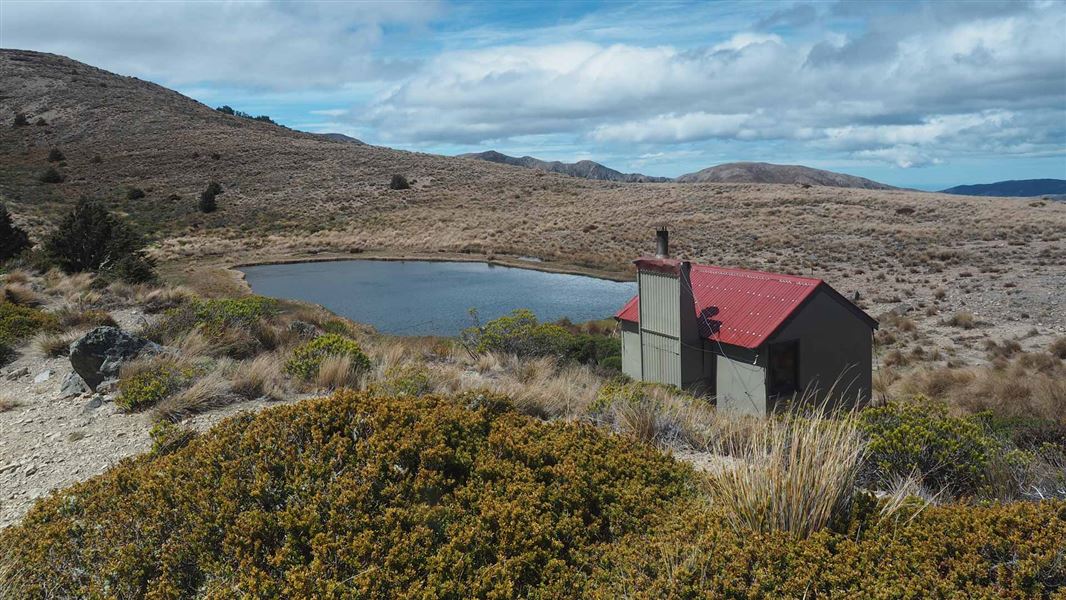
[3,0,1064,189]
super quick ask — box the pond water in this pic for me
[240,260,637,337]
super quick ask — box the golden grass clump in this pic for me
[706,407,866,538]
[1,283,42,307]
[315,354,363,390]
[30,329,83,358]
[231,353,286,400]
[0,395,19,413]
[151,371,233,423]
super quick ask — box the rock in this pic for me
[60,371,90,397]
[83,395,103,411]
[96,379,118,394]
[33,369,54,384]
[23,464,37,476]
[5,367,29,381]
[69,326,163,390]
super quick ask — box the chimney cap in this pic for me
[655,226,669,258]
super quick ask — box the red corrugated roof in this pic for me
[614,262,825,349]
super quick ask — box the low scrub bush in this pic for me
[462,308,574,358]
[38,166,63,183]
[0,301,58,350]
[148,420,197,455]
[47,148,64,162]
[859,400,999,495]
[389,173,410,190]
[116,358,193,412]
[286,333,370,380]
[1,391,1062,597]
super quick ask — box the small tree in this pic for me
[13,113,28,127]
[126,187,145,200]
[38,167,63,183]
[43,198,155,282]
[198,181,222,213]
[389,174,410,190]
[0,204,31,261]
[47,148,65,162]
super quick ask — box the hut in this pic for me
[614,228,878,416]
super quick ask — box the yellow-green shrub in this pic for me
[859,400,999,495]
[0,391,1062,598]
[285,333,370,380]
[116,361,192,412]
[0,300,58,346]
[0,391,691,598]
[594,495,1066,598]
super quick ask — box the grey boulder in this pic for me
[60,371,90,397]
[69,326,163,390]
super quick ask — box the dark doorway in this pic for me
[768,340,799,399]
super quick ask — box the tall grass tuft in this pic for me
[706,403,866,538]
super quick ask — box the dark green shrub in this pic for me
[199,181,222,213]
[89,155,102,164]
[43,198,155,282]
[0,203,31,261]
[35,117,47,126]
[38,166,63,183]
[461,309,575,358]
[47,148,65,162]
[13,113,28,127]
[565,332,621,366]
[859,400,1000,495]
[285,333,370,379]
[599,355,623,372]
[389,174,410,190]
[126,187,145,200]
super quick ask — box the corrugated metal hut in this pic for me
[615,228,878,416]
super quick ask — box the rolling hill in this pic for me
[675,161,895,189]
[0,49,1062,325]
[940,179,1066,198]
[458,150,669,182]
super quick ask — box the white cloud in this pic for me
[360,1,1064,166]
[311,108,349,117]
[1,0,441,90]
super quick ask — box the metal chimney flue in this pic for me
[655,226,669,258]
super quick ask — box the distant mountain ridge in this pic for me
[458,150,670,183]
[675,162,895,190]
[939,179,1066,198]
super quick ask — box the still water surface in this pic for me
[240,260,636,336]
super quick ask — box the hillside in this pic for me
[940,178,1066,198]
[458,149,669,182]
[676,161,895,189]
[313,132,365,145]
[1,49,1064,340]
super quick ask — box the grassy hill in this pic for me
[2,50,1063,289]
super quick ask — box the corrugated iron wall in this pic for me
[638,270,681,387]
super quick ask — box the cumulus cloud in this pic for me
[360,1,1064,166]
[1,0,440,90]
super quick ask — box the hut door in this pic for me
[768,340,799,399]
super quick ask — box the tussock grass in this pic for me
[315,354,362,390]
[231,353,286,400]
[152,372,233,423]
[1,283,42,307]
[31,329,83,357]
[706,405,866,538]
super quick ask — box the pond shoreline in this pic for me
[237,258,636,337]
[231,253,634,284]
